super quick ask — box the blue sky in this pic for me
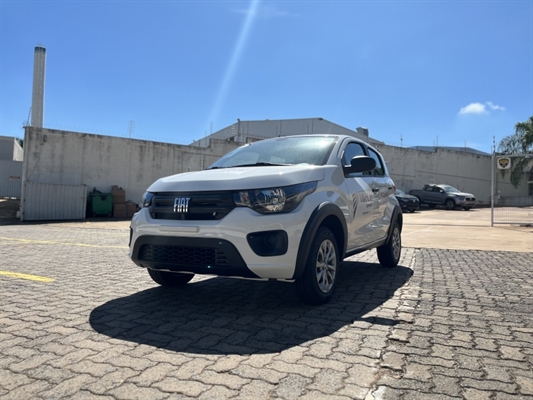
[1,0,532,154]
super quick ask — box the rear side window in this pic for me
[367,148,385,176]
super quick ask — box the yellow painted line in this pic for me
[0,237,128,249]
[0,270,55,282]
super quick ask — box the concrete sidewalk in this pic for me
[402,207,532,253]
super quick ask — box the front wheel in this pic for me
[148,269,194,286]
[445,199,455,210]
[296,227,339,305]
[377,221,401,268]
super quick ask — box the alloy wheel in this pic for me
[315,239,337,293]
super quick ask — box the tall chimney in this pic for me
[31,46,46,128]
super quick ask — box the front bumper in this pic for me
[455,198,476,207]
[129,204,313,280]
[398,199,420,210]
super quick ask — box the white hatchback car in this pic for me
[130,134,402,304]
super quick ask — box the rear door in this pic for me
[340,141,378,249]
[366,147,394,241]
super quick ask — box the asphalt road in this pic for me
[0,208,532,399]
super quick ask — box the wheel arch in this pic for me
[292,202,347,280]
[387,205,403,240]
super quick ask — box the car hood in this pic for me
[147,165,327,192]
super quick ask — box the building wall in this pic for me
[23,127,241,205]
[0,160,23,198]
[22,126,528,213]
[21,181,86,221]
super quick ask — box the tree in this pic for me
[497,116,533,188]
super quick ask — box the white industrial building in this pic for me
[191,117,383,148]
[0,136,24,161]
[0,136,24,198]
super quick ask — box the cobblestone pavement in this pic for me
[0,224,532,399]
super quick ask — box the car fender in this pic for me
[292,202,347,280]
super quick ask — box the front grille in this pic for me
[149,191,235,221]
[139,244,229,266]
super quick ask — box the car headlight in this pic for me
[233,182,317,214]
[142,192,155,208]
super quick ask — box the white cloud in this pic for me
[459,103,487,115]
[458,101,506,115]
[486,101,506,111]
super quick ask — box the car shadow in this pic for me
[89,261,413,355]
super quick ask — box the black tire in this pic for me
[147,269,194,286]
[445,199,455,210]
[463,207,470,211]
[296,227,339,305]
[377,221,401,268]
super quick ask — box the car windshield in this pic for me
[441,185,460,193]
[208,136,337,169]
[395,190,406,195]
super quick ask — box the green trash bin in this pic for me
[89,192,113,217]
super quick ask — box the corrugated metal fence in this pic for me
[0,160,23,198]
[21,182,87,221]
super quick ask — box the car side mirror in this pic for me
[344,156,376,174]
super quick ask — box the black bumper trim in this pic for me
[131,235,260,278]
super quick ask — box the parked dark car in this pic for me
[395,189,420,213]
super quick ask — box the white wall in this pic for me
[23,127,241,205]
[22,127,529,211]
